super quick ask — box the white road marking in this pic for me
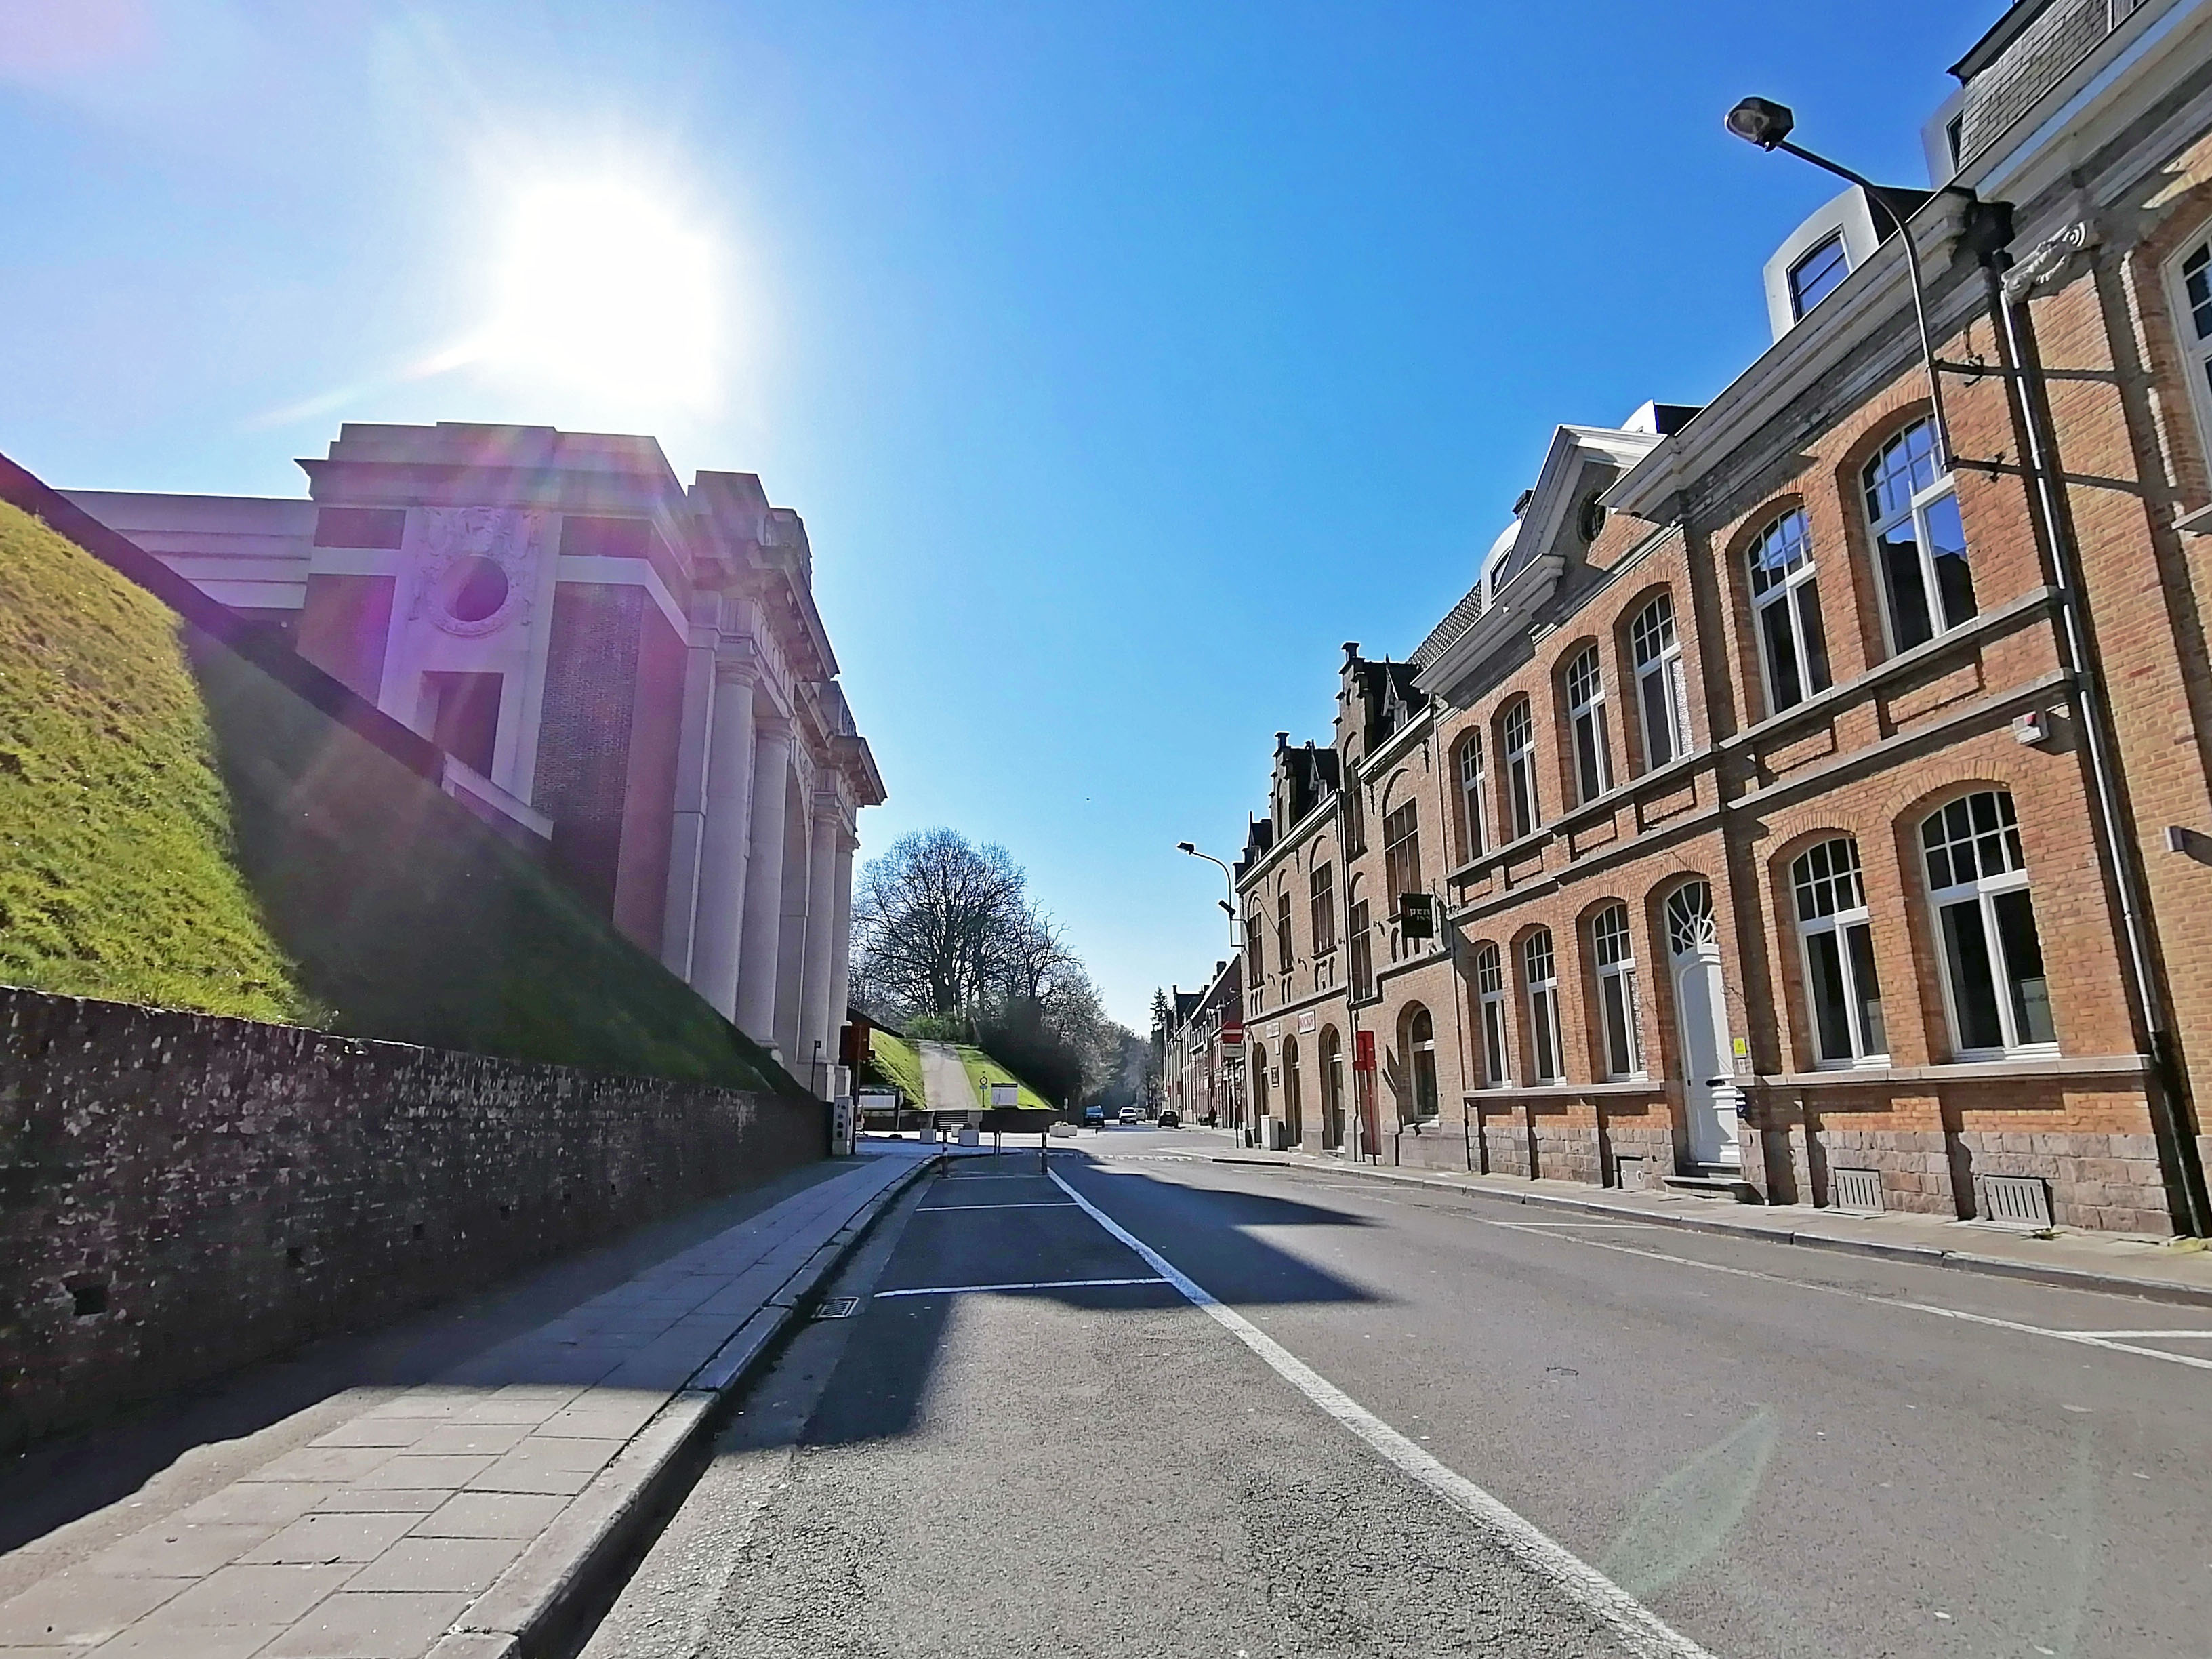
[1490,1221,1660,1230]
[914,1202,1080,1212]
[1202,1160,2212,1377]
[1048,1170,1717,1659]
[873,1276,1166,1298]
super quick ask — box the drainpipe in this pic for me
[1980,243,2212,1237]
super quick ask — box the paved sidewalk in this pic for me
[1202,1141,2212,1307]
[0,1148,939,1659]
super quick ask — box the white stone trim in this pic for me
[555,554,688,636]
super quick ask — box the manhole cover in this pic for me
[813,1297,861,1320]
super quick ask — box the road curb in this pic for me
[1210,1153,2212,1310]
[434,1152,945,1659]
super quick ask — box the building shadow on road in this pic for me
[796,1146,1383,1449]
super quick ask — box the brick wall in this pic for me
[0,985,825,1450]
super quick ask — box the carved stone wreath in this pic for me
[411,508,541,637]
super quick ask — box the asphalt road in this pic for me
[578,1130,2212,1658]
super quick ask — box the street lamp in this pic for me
[1176,842,1239,954]
[1725,96,1952,468]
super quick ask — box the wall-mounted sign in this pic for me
[1399,893,1437,941]
[1298,1010,1317,1034]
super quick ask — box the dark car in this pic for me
[1157,1109,1180,1128]
[1083,1105,1105,1126]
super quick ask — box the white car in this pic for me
[1118,1106,1143,1125]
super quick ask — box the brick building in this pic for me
[67,422,884,1092]
[1164,956,1244,1132]
[1176,0,2212,1233]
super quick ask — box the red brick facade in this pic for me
[1173,4,2212,1233]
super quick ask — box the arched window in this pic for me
[1458,733,1488,860]
[1747,509,1831,713]
[1591,903,1643,1080]
[1523,930,1561,1083]
[1252,1042,1269,1118]
[2173,232,2212,466]
[1282,1035,1303,1143]
[1792,838,1887,1065]
[1309,861,1336,959]
[1629,595,1692,769]
[1475,943,1509,1087]
[1275,889,1294,978]
[1383,799,1422,918]
[1666,880,1717,957]
[1565,646,1612,804]
[1246,909,1265,996]
[1921,791,2053,1056]
[1502,698,1539,840]
[1865,419,1975,652]
[1348,884,1373,1000]
[1404,1004,1439,1119]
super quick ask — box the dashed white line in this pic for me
[873,1276,1166,1298]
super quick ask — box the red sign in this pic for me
[1353,1029,1376,1072]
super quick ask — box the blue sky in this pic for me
[1,1,1999,1027]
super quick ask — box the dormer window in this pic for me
[1788,233,1849,320]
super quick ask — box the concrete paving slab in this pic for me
[176,1488,337,1530]
[89,1616,289,1657]
[240,1515,422,1567]
[0,1574,183,1646]
[306,1493,450,1517]
[150,1564,354,1626]
[345,1540,525,1597]
[89,1524,276,1580]
[406,1497,569,1543]
[258,1591,472,1658]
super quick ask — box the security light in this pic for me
[1725,97,1795,150]
[1176,841,1195,854]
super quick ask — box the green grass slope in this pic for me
[0,501,310,1021]
[864,1027,927,1102]
[0,500,800,1094]
[956,1044,1057,1113]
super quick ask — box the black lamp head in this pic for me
[1725,96,1795,150]
[1176,841,1196,855]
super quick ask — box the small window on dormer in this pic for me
[1788,233,1849,321]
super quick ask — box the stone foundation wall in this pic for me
[1952,1130,2170,1233]
[0,987,825,1450]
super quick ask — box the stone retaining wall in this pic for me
[0,987,825,1450]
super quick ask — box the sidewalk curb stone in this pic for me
[1210,1151,2212,1309]
[429,1150,944,1659]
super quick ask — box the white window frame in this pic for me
[1523,930,1562,1084]
[1864,419,1976,655]
[1591,903,1645,1081]
[1406,1004,1439,1120]
[2165,221,2212,478]
[1503,698,1538,840]
[1790,837,1888,1068]
[1788,231,1849,320]
[1475,942,1509,1088]
[1921,792,2057,1061]
[1629,595,1692,770]
[1565,646,1612,806]
[1459,732,1488,859]
[1746,509,1832,716]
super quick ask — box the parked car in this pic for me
[1118,1106,1142,1124]
[1157,1109,1180,1128]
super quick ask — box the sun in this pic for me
[485,177,723,412]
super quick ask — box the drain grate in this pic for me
[1830,1167,1885,1214]
[812,1297,861,1320]
[1975,1174,2053,1229]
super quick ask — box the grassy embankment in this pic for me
[0,498,798,1093]
[956,1044,1057,1113]
[865,1027,928,1101]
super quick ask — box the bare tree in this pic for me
[849,829,1029,1017]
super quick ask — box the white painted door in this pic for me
[1666,883,1740,1168]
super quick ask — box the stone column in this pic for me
[796,795,844,1094]
[825,825,858,1054]
[657,612,721,979]
[687,660,758,1020]
[734,714,794,1049]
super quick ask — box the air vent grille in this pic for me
[1831,1167,1885,1213]
[1975,1174,2054,1229]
